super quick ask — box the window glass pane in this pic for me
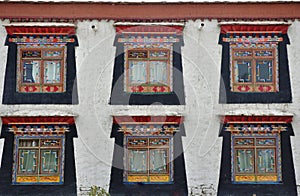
[234,138,254,146]
[150,149,168,173]
[256,138,276,146]
[18,150,38,174]
[149,50,168,58]
[22,50,41,58]
[43,50,62,57]
[257,149,276,173]
[22,60,41,83]
[129,149,147,173]
[44,61,61,83]
[41,149,59,173]
[234,50,252,57]
[234,60,252,82]
[150,61,168,84]
[256,60,273,82]
[235,149,254,173]
[129,61,147,84]
[128,50,148,58]
[255,50,273,57]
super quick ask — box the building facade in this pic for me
[0,1,299,195]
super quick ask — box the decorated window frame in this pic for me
[230,131,282,183]
[219,25,292,103]
[222,115,294,184]
[230,45,278,92]
[124,44,173,93]
[13,134,65,185]
[17,45,67,93]
[0,116,75,185]
[3,24,78,104]
[120,125,176,183]
[110,24,185,105]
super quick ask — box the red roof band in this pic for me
[1,117,75,125]
[5,26,76,35]
[115,26,184,34]
[223,115,293,124]
[113,116,184,124]
[220,25,289,34]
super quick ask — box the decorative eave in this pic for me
[0,2,300,22]
[1,116,75,125]
[113,116,184,125]
[4,22,76,35]
[222,115,293,124]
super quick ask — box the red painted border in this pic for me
[113,116,183,124]
[0,2,300,21]
[5,26,76,35]
[116,26,183,34]
[223,115,293,123]
[1,117,75,124]
[220,25,289,34]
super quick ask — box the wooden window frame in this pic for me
[17,44,67,93]
[124,45,172,94]
[230,44,278,93]
[13,135,65,185]
[232,135,281,183]
[124,136,173,183]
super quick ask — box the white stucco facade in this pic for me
[0,19,299,195]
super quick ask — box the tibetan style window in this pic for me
[0,117,78,194]
[231,46,277,92]
[109,116,188,195]
[125,47,172,93]
[3,24,78,104]
[18,45,66,93]
[219,25,292,103]
[231,131,281,183]
[14,135,65,184]
[218,116,297,195]
[123,131,173,183]
[110,24,185,105]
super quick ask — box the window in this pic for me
[219,25,292,103]
[17,45,66,93]
[110,116,188,194]
[14,136,65,184]
[125,44,172,93]
[6,120,73,185]
[231,45,277,92]
[3,24,78,104]
[124,136,173,183]
[232,134,280,183]
[110,24,185,105]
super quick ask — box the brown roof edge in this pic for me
[0,2,300,21]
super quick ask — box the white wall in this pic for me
[0,19,299,195]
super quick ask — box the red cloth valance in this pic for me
[220,25,289,34]
[116,25,183,35]
[223,115,293,124]
[5,26,76,35]
[113,116,183,124]
[2,116,75,125]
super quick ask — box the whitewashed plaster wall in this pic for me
[0,19,299,195]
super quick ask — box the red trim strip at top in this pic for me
[116,26,183,34]
[5,26,76,35]
[113,116,183,124]
[1,117,75,125]
[223,115,293,124]
[220,25,289,34]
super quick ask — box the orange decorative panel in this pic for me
[16,176,38,183]
[39,176,60,182]
[127,175,148,182]
[235,175,256,182]
[149,175,170,182]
